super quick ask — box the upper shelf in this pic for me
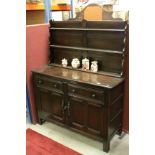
[50,44,124,54]
[50,27,126,32]
[26,3,71,11]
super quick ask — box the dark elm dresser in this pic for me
[32,19,128,152]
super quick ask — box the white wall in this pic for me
[51,12,63,21]
[113,0,129,11]
[73,0,129,18]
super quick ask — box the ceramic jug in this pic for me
[71,58,80,69]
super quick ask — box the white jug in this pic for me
[71,58,80,69]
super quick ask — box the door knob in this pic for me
[54,84,57,88]
[72,89,76,93]
[67,102,70,116]
[38,80,43,84]
[92,93,96,98]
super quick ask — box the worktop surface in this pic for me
[32,65,124,88]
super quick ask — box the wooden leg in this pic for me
[38,118,45,125]
[117,128,122,136]
[103,140,110,153]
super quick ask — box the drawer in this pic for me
[68,84,104,102]
[35,76,63,91]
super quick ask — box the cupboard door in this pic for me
[36,87,52,120]
[49,91,65,124]
[36,87,65,124]
[86,102,104,137]
[68,97,105,137]
[68,97,86,131]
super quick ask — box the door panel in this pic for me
[87,102,104,137]
[69,97,86,131]
[49,91,65,123]
[68,97,104,137]
[36,87,65,124]
[36,81,105,137]
[36,87,51,119]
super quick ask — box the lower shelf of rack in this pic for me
[49,63,122,78]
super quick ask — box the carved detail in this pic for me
[67,101,70,116]
[75,4,113,21]
[123,37,126,44]
[121,52,125,76]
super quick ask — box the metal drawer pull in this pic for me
[92,93,96,98]
[54,84,57,88]
[38,80,43,84]
[67,102,70,116]
[61,100,64,114]
[72,89,76,93]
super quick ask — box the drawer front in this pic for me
[35,76,63,92]
[68,84,104,102]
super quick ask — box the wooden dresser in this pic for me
[32,20,128,152]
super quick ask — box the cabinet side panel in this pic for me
[87,102,104,137]
[123,24,129,133]
[109,83,124,138]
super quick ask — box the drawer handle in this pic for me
[67,102,70,116]
[92,94,96,98]
[54,84,57,88]
[72,89,76,93]
[38,80,43,84]
[61,100,65,114]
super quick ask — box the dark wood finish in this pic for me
[34,80,65,124]
[123,23,129,133]
[32,20,127,152]
[68,84,104,102]
[49,20,127,77]
[50,45,123,54]
[49,63,123,78]
[33,65,124,152]
[33,65,124,88]
[50,27,125,32]
[68,96,105,137]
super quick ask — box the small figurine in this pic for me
[91,61,98,72]
[61,58,68,67]
[82,58,89,70]
[71,58,80,69]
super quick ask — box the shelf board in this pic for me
[26,3,71,11]
[49,63,122,78]
[50,27,125,32]
[50,44,124,54]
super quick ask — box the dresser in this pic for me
[32,20,128,152]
